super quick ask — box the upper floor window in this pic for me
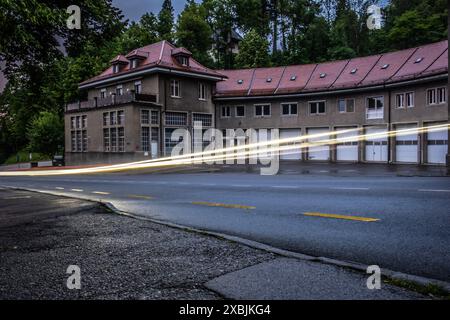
[236,105,245,117]
[366,96,384,119]
[396,92,414,108]
[309,101,325,115]
[82,115,87,128]
[134,81,142,94]
[199,83,207,100]
[281,103,298,116]
[100,88,106,99]
[221,106,231,118]
[255,104,271,117]
[170,80,180,98]
[116,85,123,96]
[338,99,354,113]
[428,87,447,105]
[437,87,447,104]
[110,111,117,125]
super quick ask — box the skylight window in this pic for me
[350,68,358,74]
[266,78,272,83]
[381,64,389,69]
[319,73,326,78]
[237,79,243,84]
[290,75,297,81]
[414,57,423,63]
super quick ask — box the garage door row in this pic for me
[271,125,448,164]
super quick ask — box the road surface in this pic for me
[1,171,449,282]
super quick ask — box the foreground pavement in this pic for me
[0,188,428,299]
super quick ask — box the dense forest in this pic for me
[0,0,448,163]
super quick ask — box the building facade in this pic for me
[65,40,449,166]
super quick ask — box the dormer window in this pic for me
[179,56,189,66]
[171,47,192,67]
[111,55,128,73]
[131,59,139,69]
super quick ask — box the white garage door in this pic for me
[427,127,448,164]
[307,128,330,160]
[336,127,358,161]
[280,129,302,160]
[365,127,388,162]
[396,124,418,163]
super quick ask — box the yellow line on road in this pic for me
[92,191,110,195]
[303,212,380,222]
[192,201,256,210]
[128,194,154,200]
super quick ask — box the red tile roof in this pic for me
[216,40,448,97]
[171,47,192,56]
[80,41,225,87]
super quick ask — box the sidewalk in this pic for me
[0,188,433,300]
[211,162,449,177]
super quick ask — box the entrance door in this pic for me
[365,127,388,162]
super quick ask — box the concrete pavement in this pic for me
[0,188,430,299]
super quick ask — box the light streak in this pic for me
[0,124,447,176]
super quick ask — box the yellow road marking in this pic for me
[71,189,83,192]
[128,194,154,200]
[303,212,380,222]
[92,191,110,195]
[192,201,255,210]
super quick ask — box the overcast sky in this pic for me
[112,0,199,22]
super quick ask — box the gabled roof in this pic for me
[80,41,226,88]
[216,40,448,98]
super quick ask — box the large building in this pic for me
[65,40,449,166]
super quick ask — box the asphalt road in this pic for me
[1,171,449,282]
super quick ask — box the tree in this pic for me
[235,29,270,68]
[176,2,213,66]
[158,0,175,42]
[27,111,64,157]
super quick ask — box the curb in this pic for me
[3,185,450,295]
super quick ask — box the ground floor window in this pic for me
[192,113,212,127]
[165,128,184,156]
[103,127,124,152]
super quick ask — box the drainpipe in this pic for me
[387,89,392,164]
